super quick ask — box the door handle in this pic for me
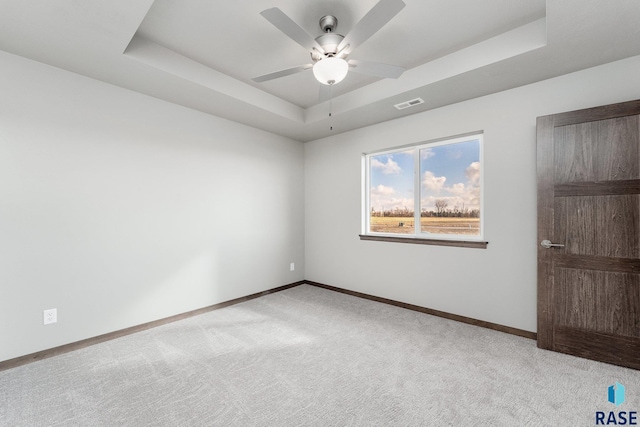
[541,239,565,249]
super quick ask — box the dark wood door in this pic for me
[537,99,640,370]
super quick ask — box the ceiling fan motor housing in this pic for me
[311,15,345,62]
[311,33,346,61]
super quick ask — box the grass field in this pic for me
[370,216,480,235]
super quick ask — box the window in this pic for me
[362,133,486,248]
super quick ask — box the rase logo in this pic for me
[596,383,637,425]
[610,383,626,407]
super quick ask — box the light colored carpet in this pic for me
[1,284,639,426]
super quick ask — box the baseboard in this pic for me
[1,279,536,372]
[0,281,305,372]
[304,280,537,340]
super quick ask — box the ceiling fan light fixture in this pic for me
[313,57,348,85]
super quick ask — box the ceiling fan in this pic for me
[252,0,407,87]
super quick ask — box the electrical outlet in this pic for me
[43,308,57,325]
[290,262,295,271]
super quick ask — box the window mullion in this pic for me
[363,155,370,234]
[413,147,420,236]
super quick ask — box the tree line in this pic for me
[371,199,479,218]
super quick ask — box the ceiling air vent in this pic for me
[394,97,424,110]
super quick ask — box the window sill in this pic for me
[359,234,488,249]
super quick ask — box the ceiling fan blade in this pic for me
[260,8,324,53]
[348,59,405,79]
[337,0,405,54]
[252,64,313,83]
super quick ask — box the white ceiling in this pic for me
[1,0,640,142]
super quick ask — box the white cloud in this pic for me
[421,162,481,211]
[371,157,401,175]
[447,182,465,195]
[371,184,395,196]
[421,148,435,160]
[422,171,446,192]
[370,185,413,212]
[465,161,480,185]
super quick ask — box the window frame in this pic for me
[361,132,487,249]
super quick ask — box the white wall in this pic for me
[305,55,640,333]
[3,47,640,364]
[0,51,305,362]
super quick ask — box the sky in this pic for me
[369,138,480,213]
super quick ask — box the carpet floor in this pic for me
[1,284,639,426]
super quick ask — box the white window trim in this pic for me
[361,132,486,247]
